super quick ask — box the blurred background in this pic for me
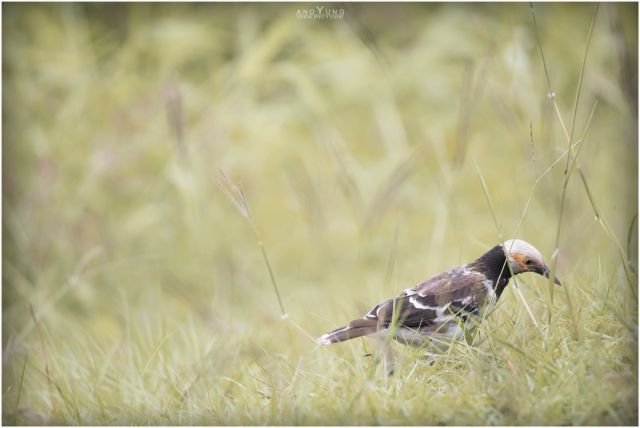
[3,2,637,425]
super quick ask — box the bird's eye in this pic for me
[524,259,533,265]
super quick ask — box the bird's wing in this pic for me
[363,266,492,329]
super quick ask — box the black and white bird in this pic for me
[317,239,561,373]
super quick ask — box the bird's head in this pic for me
[502,239,561,285]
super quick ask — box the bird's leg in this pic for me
[371,336,395,376]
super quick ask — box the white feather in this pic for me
[408,295,439,310]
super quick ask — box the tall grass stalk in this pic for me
[217,170,286,316]
[530,3,601,341]
[217,170,315,342]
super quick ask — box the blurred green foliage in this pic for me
[2,2,637,425]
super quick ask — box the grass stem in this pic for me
[218,170,317,342]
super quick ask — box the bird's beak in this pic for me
[542,264,562,286]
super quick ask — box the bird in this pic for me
[317,239,561,374]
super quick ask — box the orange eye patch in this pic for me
[511,253,527,266]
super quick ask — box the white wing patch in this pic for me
[408,295,439,310]
[408,296,458,322]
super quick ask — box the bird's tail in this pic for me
[317,318,379,345]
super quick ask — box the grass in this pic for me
[2,2,638,425]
